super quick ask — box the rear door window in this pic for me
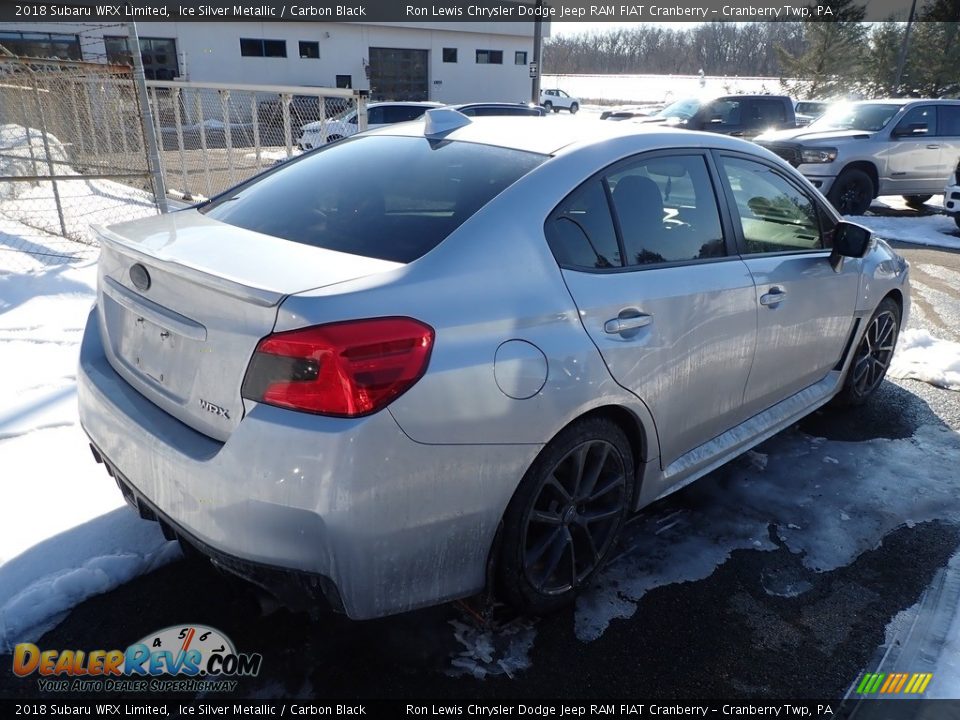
[200,136,545,263]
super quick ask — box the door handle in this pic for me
[604,314,653,334]
[759,288,787,307]
[926,144,940,149]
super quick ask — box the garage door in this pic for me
[369,47,428,102]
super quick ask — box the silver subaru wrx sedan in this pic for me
[78,110,910,618]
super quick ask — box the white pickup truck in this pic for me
[540,88,579,114]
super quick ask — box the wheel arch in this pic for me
[838,160,879,199]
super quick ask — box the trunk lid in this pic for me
[94,210,402,441]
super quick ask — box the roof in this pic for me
[367,101,444,109]
[368,115,769,156]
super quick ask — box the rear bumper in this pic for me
[78,308,538,619]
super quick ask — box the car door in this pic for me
[714,153,860,414]
[885,105,941,194]
[933,104,960,186]
[698,98,746,136]
[547,151,758,467]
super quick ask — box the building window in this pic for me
[515,51,528,65]
[240,38,287,58]
[0,31,80,60]
[104,35,178,80]
[299,41,320,59]
[475,50,503,65]
[442,48,457,63]
[336,75,352,89]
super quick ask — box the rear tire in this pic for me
[497,417,635,615]
[543,101,553,112]
[903,194,933,208]
[836,297,901,407]
[570,103,579,114]
[828,169,874,216]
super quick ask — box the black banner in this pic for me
[4,700,960,719]
[0,0,944,23]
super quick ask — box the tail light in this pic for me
[242,317,434,417]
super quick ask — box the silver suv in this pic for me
[756,99,960,215]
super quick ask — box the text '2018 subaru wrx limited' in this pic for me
[79,110,909,618]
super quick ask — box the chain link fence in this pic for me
[0,54,160,268]
[145,81,366,202]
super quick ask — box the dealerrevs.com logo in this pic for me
[13,624,262,693]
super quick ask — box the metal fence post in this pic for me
[31,82,68,238]
[221,89,235,186]
[281,92,293,158]
[128,21,168,212]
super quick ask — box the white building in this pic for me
[0,21,546,104]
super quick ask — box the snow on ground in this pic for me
[0,124,158,244]
[889,329,960,391]
[854,209,960,252]
[541,73,784,105]
[0,217,176,653]
[575,424,960,643]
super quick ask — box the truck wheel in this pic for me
[570,103,579,114]
[903,195,932,208]
[543,101,553,112]
[828,169,874,216]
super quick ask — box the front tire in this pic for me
[836,297,901,406]
[828,169,874,216]
[903,194,933,208]
[569,102,579,114]
[497,417,635,615]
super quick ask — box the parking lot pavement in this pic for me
[2,240,959,703]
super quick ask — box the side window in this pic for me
[545,180,622,269]
[753,99,787,126]
[893,106,937,137]
[607,155,725,266]
[365,107,384,125]
[938,105,960,136]
[383,106,427,123]
[718,156,823,254]
[705,99,741,128]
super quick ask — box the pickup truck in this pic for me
[633,95,796,139]
[756,99,960,215]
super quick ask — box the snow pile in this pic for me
[853,212,960,252]
[889,329,960,391]
[0,123,158,243]
[577,424,960,641]
[541,73,784,105]
[0,224,177,652]
[0,124,72,201]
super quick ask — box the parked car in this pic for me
[80,113,909,619]
[450,102,546,117]
[297,101,442,149]
[942,157,960,229]
[257,94,353,143]
[634,95,797,139]
[540,88,579,114]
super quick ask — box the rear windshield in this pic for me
[200,135,546,263]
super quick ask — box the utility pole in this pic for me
[128,21,168,212]
[530,0,543,105]
[893,0,918,96]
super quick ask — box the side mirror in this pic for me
[833,221,872,259]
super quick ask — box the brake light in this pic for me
[242,317,434,417]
